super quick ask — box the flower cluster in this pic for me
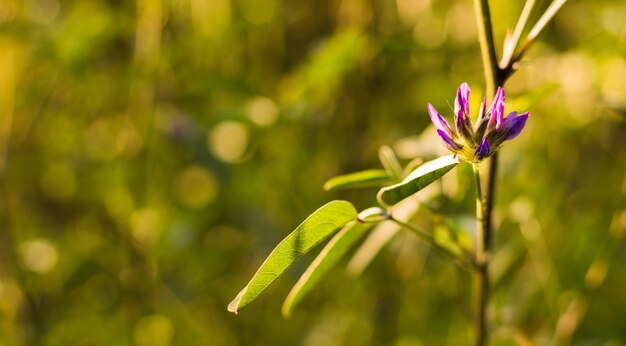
[428,83,529,163]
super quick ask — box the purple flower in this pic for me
[474,138,490,159]
[499,111,529,140]
[427,83,529,163]
[428,103,453,137]
[437,129,459,151]
[487,87,505,131]
[454,82,474,139]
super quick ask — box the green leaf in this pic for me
[323,169,390,191]
[377,155,459,206]
[227,200,357,314]
[378,145,403,182]
[281,221,373,318]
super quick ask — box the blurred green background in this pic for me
[1,0,625,344]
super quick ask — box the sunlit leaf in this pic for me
[323,169,390,191]
[281,221,373,318]
[377,155,459,206]
[227,200,357,314]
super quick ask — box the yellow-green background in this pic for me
[0,0,625,344]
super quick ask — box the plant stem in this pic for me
[472,164,485,263]
[473,0,500,344]
[473,0,503,343]
[472,163,489,346]
[471,1,568,344]
[473,0,499,97]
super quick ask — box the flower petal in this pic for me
[487,87,505,130]
[428,103,454,135]
[474,137,490,158]
[477,97,487,123]
[502,112,529,140]
[500,111,518,131]
[454,82,471,127]
[437,129,460,150]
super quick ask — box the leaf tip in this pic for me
[227,301,239,315]
[376,187,390,207]
[227,287,246,315]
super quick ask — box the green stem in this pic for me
[472,163,489,346]
[473,164,485,263]
[473,1,500,344]
[473,0,499,97]
[484,154,497,259]
[471,2,567,345]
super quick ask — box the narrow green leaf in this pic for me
[377,155,459,206]
[227,200,357,314]
[323,169,390,191]
[282,221,373,318]
[378,145,403,182]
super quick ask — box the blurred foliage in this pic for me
[0,0,625,345]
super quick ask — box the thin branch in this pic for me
[527,0,567,42]
[507,0,568,74]
[500,0,537,69]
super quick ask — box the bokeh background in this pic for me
[0,0,625,344]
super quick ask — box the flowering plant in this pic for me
[230,0,569,344]
[428,83,529,163]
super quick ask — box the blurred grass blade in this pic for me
[347,198,420,276]
[433,226,463,258]
[378,145,403,182]
[377,155,459,206]
[323,169,390,191]
[281,221,373,318]
[228,200,357,314]
[402,157,424,179]
[346,224,399,276]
